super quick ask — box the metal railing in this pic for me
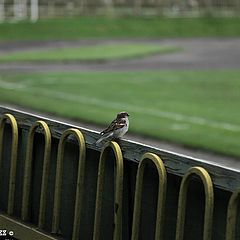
[0,107,240,240]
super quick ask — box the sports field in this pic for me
[0,17,239,157]
[0,70,239,157]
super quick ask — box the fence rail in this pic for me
[0,106,240,240]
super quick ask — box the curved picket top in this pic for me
[93,141,123,240]
[175,166,214,240]
[21,120,51,229]
[226,189,240,240]
[131,152,167,240]
[0,113,18,215]
[51,128,86,240]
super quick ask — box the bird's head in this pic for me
[117,111,130,118]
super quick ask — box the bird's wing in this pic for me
[101,118,126,135]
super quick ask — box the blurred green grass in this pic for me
[0,44,180,62]
[0,17,240,41]
[0,70,240,157]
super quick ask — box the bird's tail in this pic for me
[95,132,113,146]
[95,137,104,146]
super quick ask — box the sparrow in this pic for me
[96,111,130,146]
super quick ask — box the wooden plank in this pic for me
[0,106,240,192]
[0,213,59,240]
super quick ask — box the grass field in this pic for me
[0,17,240,41]
[0,70,240,157]
[0,44,179,62]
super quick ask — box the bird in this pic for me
[95,111,130,146]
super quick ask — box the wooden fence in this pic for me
[0,106,240,239]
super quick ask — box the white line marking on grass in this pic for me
[0,80,27,90]
[41,89,240,132]
[170,123,190,131]
[1,82,240,132]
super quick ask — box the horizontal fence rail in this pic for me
[0,107,240,240]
